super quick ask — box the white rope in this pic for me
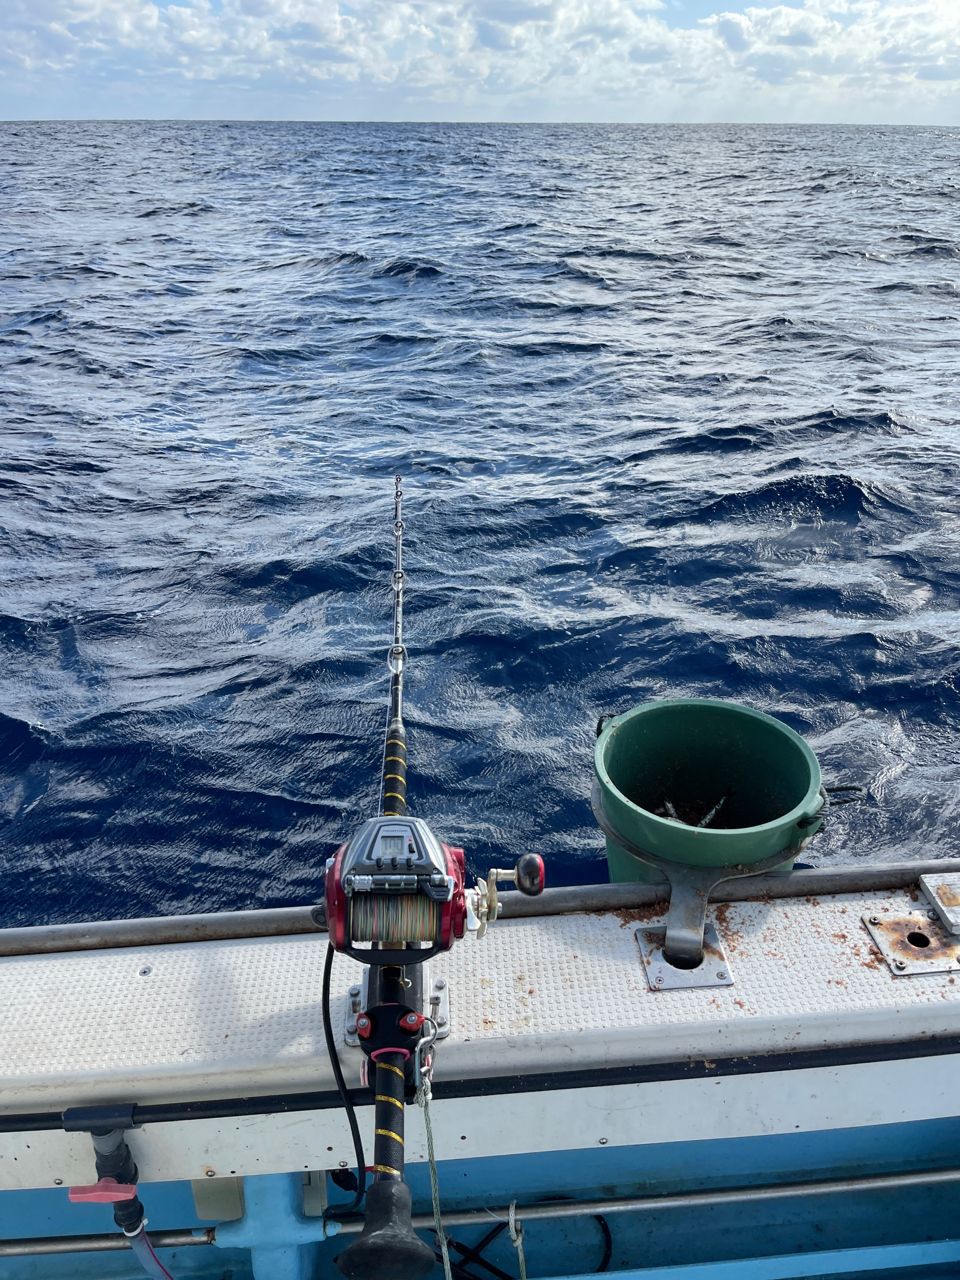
[417,1074,453,1280]
[508,1200,528,1280]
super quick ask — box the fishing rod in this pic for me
[381,475,407,820]
[322,478,545,1280]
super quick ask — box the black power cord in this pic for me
[321,941,367,1220]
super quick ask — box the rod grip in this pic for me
[372,1054,406,1180]
[382,722,407,817]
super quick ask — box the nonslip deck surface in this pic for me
[1,890,958,1110]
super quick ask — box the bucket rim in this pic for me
[594,697,823,838]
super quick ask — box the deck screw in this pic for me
[717,972,727,981]
[347,1021,357,1036]
[894,959,908,971]
[437,1015,448,1028]
[654,976,664,987]
[139,966,152,977]
[339,1160,348,1169]
[598,1138,608,1146]
[53,1178,63,1186]
[869,916,881,925]
[205,1169,216,1178]
[349,985,361,998]
[928,911,939,922]
[435,978,446,990]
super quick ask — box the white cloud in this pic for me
[1,0,959,120]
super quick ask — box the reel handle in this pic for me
[514,852,545,896]
[489,854,546,897]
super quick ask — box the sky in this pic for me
[1,0,959,124]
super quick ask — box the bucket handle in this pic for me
[595,713,617,739]
[797,786,827,832]
[591,781,804,969]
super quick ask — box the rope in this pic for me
[416,1073,452,1280]
[508,1201,527,1280]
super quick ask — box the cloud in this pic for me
[1,0,959,121]
[716,15,750,51]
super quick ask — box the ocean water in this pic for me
[1,121,958,928]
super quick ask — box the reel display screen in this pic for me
[379,834,405,856]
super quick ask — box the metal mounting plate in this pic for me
[635,921,734,991]
[920,873,960,935]
[862,911,960,976]
[343,963,450,1046]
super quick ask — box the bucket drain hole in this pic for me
[907,931,931,949]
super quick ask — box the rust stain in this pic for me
[936,881,960,907]
[601,904,666,927]
[831,931,849,943]
[861,945,883,971]
[714,902,744,955]
[868,915,958,966]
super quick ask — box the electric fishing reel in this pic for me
[324,814,545,966]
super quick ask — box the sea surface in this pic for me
[1,121,958,928]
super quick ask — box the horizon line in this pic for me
[2,117,958,128]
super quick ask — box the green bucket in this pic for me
[594,698,824,883]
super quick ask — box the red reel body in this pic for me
[324,817,466,965]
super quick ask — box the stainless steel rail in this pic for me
[2,1165,959,1255]
[0,860,957,957]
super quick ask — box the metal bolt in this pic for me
[435,978,446,990]
[869,916,881,926]
[894,959,908,971]
[436,1015,448,1028]
[654,976,664,987]
[347,1021,357,1036]
[339,1161,348,1169]
[598,1138,608,1146]
[139,966,152,977]
[349,985,361,997]
[53,1178,63,1186]
[205,1169,216,1178]
[928,911,939,922]
[716,972,727,981]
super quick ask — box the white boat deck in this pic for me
[2,884,960,1189]
[1,888,957,1112]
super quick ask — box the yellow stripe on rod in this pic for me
[375,1094,403,1109]
[377,1061,405,1080]
[374,1164,401,1178]
[376,1128,404,1145]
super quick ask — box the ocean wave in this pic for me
[657,474,914,527]
[0,119,957,923]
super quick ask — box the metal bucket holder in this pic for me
[591,780,812,970]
